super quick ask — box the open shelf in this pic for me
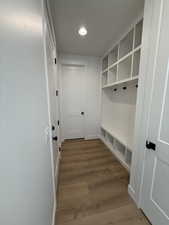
[119,29,134,59]
[108,65,117,83]
[125,149,132,166]
[132,49,141,77]
[102,71,108,87]
[101,124,134,152]
[102,55,108,71]
[108,45,118,66]
[118,55,132,80]
[102,76,138,89]
[135,19,143,48]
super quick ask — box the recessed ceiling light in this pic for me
[78,26,87,36]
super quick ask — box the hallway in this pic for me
[56,139,150,225]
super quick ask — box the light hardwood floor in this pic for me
[56,139,150,225]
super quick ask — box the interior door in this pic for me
[141,1,169,224]
[46,30,59,170]
[61,65,85,139]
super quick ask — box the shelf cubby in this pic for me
[101,128,106,138]
[119,29,134,59]
[108,45,118,66]
[125,149,132,166]
[115,140,126,156]
[107,133,114,145]
[102,55,108,71]
[135,19,143,48]
[118,55,132,80]
[102,71,108,87]
[108,65,117,83]
[132,49,141,77]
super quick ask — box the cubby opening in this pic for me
[133,49,141,77]
[118,56,132,80]
[135,19,143,48]
[102,55,108,71]
[108,46,118,66]
[102,71,108,86]
[119,29,134,59]
[115,140,125,156]
[101,128,106,138]
[126,149,132,166]
[108,65,117,83]
[107,133,114,145]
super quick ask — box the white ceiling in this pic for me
[51,0,144,56]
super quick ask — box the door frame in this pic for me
[129,0,164,208]
[59,63,87,143]
[42,1,59,225]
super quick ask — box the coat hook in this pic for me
[136,84,138,88]
[114,88,117,91]
[123,86,127,90]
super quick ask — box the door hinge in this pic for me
[57,120,60,126]
[56,90,59,96]
[54,58,57,64]
[146,140,156,151]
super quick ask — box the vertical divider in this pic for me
[116,44,120,81]
[131,25,136,79]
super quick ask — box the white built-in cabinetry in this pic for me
[100,19,143,171]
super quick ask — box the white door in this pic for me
[61,65,85,139]
[45,30,59,171]
[141,1,169,224]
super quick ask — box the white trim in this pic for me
[45,0,58,54]
[42,2,57,225]
[52,202,56,225]
[85,135,99,140]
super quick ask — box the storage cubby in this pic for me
[134,19,143,48]
[119,29,134,59]
[132,49,141,77]
[118,56,132,80]
[108,46,118,66]
[101,128,106,138]
[102,71,108,86]
[102,55,108,71]
[107,133,114,145]
[125,149,132,166]
[115,140,125,156]
[108,65,117,83]
[101,18,143,171]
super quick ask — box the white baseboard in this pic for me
[52,151,61,225]
[52,201,56,225]
[85,134,99,140]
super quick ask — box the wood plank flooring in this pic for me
[56,139,150,225]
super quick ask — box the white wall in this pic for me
[59,54,101,141]
[0,1,54,225]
